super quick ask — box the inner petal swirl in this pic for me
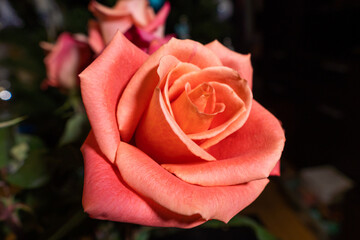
[171,82,225,134]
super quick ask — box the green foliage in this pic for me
[6,134,49,189]
[0,116,27,128]
[59,112,89,146]
[0,128,11,167]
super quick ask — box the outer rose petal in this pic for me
[82,132,205,228]
[206,40,253,89]
[117,38,222,142]
[162,101,285,186]
[270,161,281,176]
[80,32,148,162]
[116,141,269,223]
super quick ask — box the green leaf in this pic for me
[0,116,27,128]
[15,134,44,149]
[8,142,29,173]
[203,216,278,240]
[6,149,49,188]
[10,142,29,162]
[59,113,88,146]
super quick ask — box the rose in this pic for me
[41,32,93,90]
[88,0,171,54]
[80,32,285,228]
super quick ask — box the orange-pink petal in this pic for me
[117,38,222,142]
[135,87,216,163]
[187,82,245,140]
[80,31,148,162]
[206,40,253,89]
[162,101,285,186]
[116,141,269,222]
[82,132,205,228]
[167,66,252,148]
[171,83,225,134]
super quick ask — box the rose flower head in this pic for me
[41,32,93,90]
[88,0,172,54]
[80,32,285,228]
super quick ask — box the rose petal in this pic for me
[88,20,105,54]
[135,87,216,163]
[171,83,225,134]
[89,1,133,43]
[167,66,252,148]
[125,0,152,27]
[80,31,148,162]
[116,141,269,223]
[206,40,253,89]
[82,132,205,228]
[143,1,170,34]
[162,101,285,186]
[161,59,201,116]
[117,38,222,142]
[270,161,281,176]
[187,82,246,140]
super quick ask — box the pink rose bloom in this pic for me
[88,0,171,54]
[41,32,93,90]
[80,32,285,228]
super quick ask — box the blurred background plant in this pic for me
[1,0,359,239]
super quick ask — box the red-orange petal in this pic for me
[135,88,216,163]
[117,38,222,142]
[206,40,253,89]
[80,31,148,162]
[162,101,285,186]
[116,141,269,222]
[81,132,205,228]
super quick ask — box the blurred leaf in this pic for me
[9,142,29,173]
[6,149,49,189]
[10,142,29,162]
[15,133,44,149]
[59,113,88,146]
[203,216,278,240]
[0,128,11,167]
[6,134,48,188]
[0,116,27,128]
[135,227,151,240]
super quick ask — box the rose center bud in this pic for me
[170,82,225,134]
